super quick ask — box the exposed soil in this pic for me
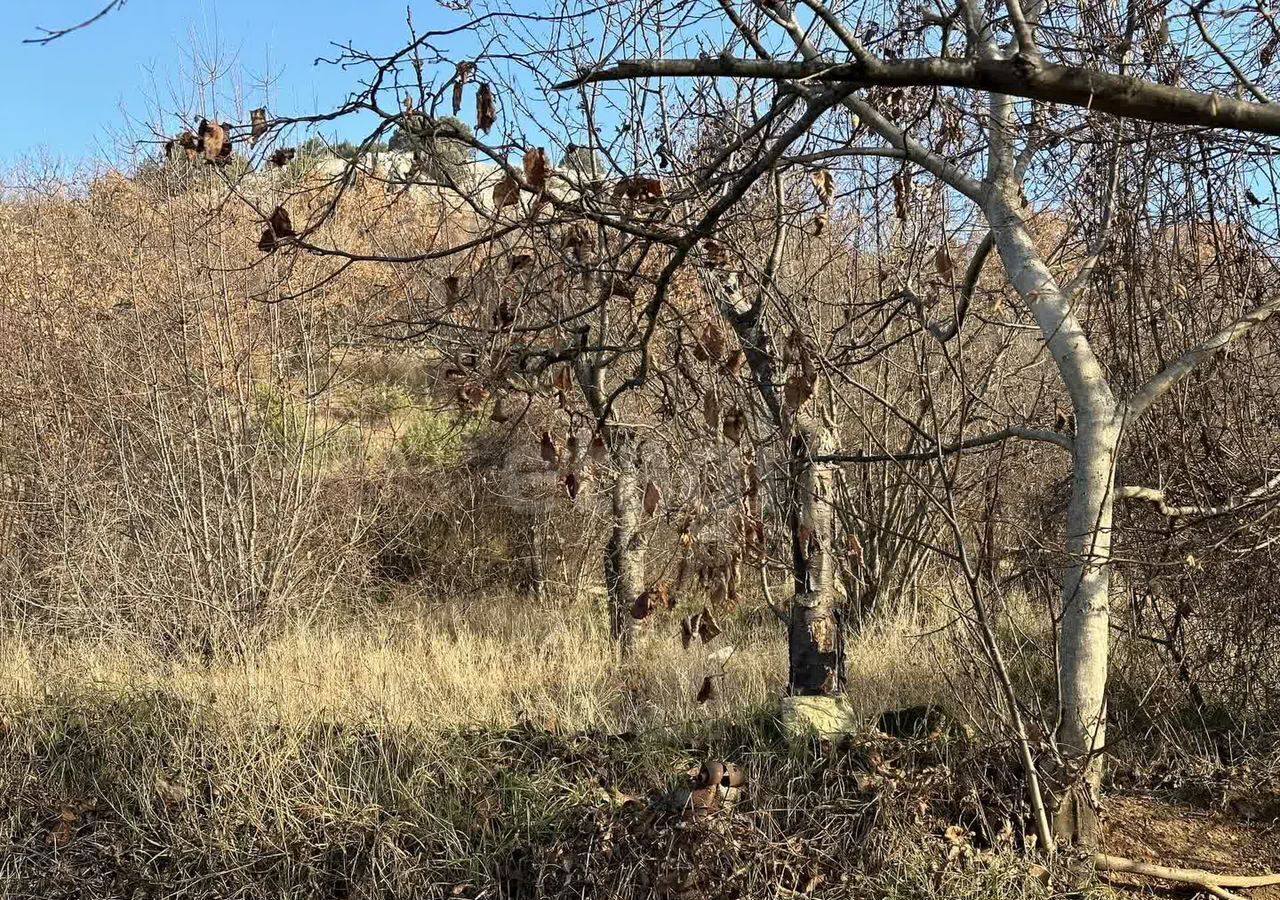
[1102,795,1280,898]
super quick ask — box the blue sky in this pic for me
[0,1,482,166]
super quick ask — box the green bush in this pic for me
[398,408,468,468]
[253,383,307,448]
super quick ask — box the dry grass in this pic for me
[0,597,1050,900]
[0,596,961,736]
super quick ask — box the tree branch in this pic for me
[1117,471,1280,519]
[1095,854,1280,892]
[555,56,1280,137]
[1191,1,1272,104]
[1128,291,1280,417]
[818,424,1072,464]
[24,0,126,45]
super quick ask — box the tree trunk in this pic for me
[787,418,844,695]
[513,509,547,600]
[1053,405,1122,846]
[604,428,648,655]
[985,193,1122,847]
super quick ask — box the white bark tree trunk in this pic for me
[1053,407,1122,844]
[986,192,1120,845]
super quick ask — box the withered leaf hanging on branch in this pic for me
[784,371,816,413]
[269,147,295,167]
[698,606,722,643]
[476,83,497,134]
[892,171,911,220]
[249,108,268,146]
[722,349,744,378]
[452,62,475,115]
[696,676,717,704]
[782,328,806,367]
[493,298,515,327]
[588,434,607,463]
[197,119,233,164]
[703,393,721,431]
[492,175,520,210]
[490,396,510,423]
[680,607,723,648]
[522,148,550,192]
[643,481,661,517]
[561,222,593,258]
[722,407,746,444]
[565,471,580,500]
[443,275,461,306]
[933,245,955,278]
[540,431,559,467]
[703,239,728,269]
[552,366,574,392]
[612,175,664,202]
[700,321,724,362]
[165,131,199,162]
[632,582,672,620]
[458,382,490,410]
[811,168,835,207]
[813,213,828,236]
[257,206,296,253]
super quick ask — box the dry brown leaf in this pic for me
[697,606,722,643]
[612,175,664,202]
[722,407,746,444]
[588,434,607,463]
[443,275,461,306]
[490,397,509,423]
[696,676,717,704]
[249,107,268,146]
[154,774,189,807]
[561,222,593,256]
[476,83,497,134]
[269,147,295,167]
[565,471,580,500]
[492,175,520,210]
[703,238,728,268]
[933,245,955,278]
[258,206,295,253]
[452,62,475,115]
[522,148,550,192]
[458,382,489,410]
[722,349,744,378]
[892,171,910,220]
[165,131,199,162]
[631,591,654,621]
[811,168,835,207]
[493,299,515,327]
[552,366,574,392]
[812,213,828,236]
[700,321,724,362]
[45,807,78,847]
[197,119,232,164]
[643,481,661,516]
[681,614,697,649]
[540,431,558,467]
[784,371,816,413]
[703,392,720,431]
[606,277,636,299]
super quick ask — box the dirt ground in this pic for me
[1102,795,1280,898]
